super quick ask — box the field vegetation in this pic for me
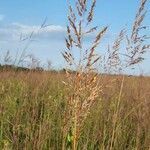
[0,70,150,149]
[0,0,150,149]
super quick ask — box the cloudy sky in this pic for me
[0,0,150,74]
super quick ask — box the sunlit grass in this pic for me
[0,71,150,149]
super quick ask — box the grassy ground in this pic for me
[0,70,150,149]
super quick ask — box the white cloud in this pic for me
[12,22,65,34]
[0,22,66,42]
[0,14,5,21]
[0,22,109,43]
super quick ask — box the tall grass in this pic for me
[0,71,150,149]
[61,0,150,149]
[0,0,150,149]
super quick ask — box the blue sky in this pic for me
[0,0,150,74]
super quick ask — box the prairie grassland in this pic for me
[0,0,150,149]
[0,70,150,149]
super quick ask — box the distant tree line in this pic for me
[0,64,43,72]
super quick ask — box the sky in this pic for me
[0,0,150,74]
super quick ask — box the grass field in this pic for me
[0,70,150,149]
[0,0,150,149]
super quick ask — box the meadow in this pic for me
[0,70,150,149]
[0,0,150,149]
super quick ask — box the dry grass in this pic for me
[0,71,150,149]
[0,0,150,149]
[61,0,150,149]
